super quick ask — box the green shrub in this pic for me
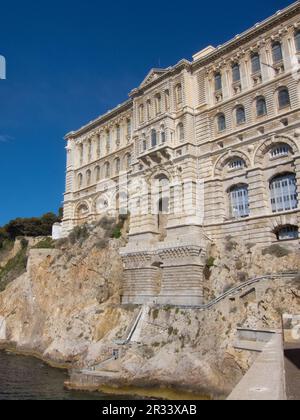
[204,257,215,280]
[68,224,89,245]
[223,284,235,294]
[95,238,109,249]
[118,213,129,225]
[0,238,13,252]
[112,226,122,239]
[3,212,61,240]
[206,257,215,268]
[262,245,291,258]
[237,271,248,282]
[152,309,159,320]
[33,237,55,249]
[97,214,129,240]
[235,260,243,270]
[98,216,115,231]
[225,236,238,252]
[20,238,29,248]
[0,244,28,291]
[55,237,69,248]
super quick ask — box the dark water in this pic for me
[0,351,130,400]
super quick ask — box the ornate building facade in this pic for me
[62,1,300,305]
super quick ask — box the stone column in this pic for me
[120,252,160,305]
[294,155,300,202]
[157,245,206,305]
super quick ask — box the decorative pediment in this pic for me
[140,68,168,88]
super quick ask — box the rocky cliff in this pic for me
[0,221,299,398]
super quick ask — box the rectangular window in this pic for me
[230,186,249,218]
[272,43,283,63]
[270,175,298,213]
[215,74,222,91]
[232,64,241,83]
[127,119,132,136]
[251,54,261,73]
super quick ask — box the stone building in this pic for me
[62,1,300,305]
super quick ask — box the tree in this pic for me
[2,210,62,241]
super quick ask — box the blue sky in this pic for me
[0,0,291,225]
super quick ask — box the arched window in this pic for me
[270,144,290,158]
[229,185,249,218]
[295,31,300,52]
[155,94,162,115]
[126,154,131,169]
[165,90,170,110]
[236,106,246,125]
[251,53,261,73]
[95,166,101,182]
[151,129,157,147]
[86,169,91,186]
[116,125,121,146]
[228,158,245,170]
[79,144,83,165]
[272,42,283,63]
[78,173,83,189]
[270,173,298,213]
[139,104,144,124]
[217,114,226,132]
[215,73,222,91]
[276,225,299,241]
[106,130,111,152]
[175,84,183,104]
[105,162,110,179]
[115,158,120,175]
[232,63,241,83]
[127,119,132,136]
[146,100,151,120]
[97,134,101,158]
[256,96,267,117]
[87,139,92,162]
[177,123,184,142]
[278,87,290,109]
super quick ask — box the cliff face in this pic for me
[0,224,299,398]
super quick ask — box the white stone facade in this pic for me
[63,2,300,305]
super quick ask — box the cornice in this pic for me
[192,1,300,72]
[65,99,133,140]
[65,2,300,143]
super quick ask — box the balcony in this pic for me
[138,143,173,168]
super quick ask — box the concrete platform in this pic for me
[228,333,286,400]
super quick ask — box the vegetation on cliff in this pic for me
[0,239,28,292]
[0,213,299,397]
[0,209,63,249]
